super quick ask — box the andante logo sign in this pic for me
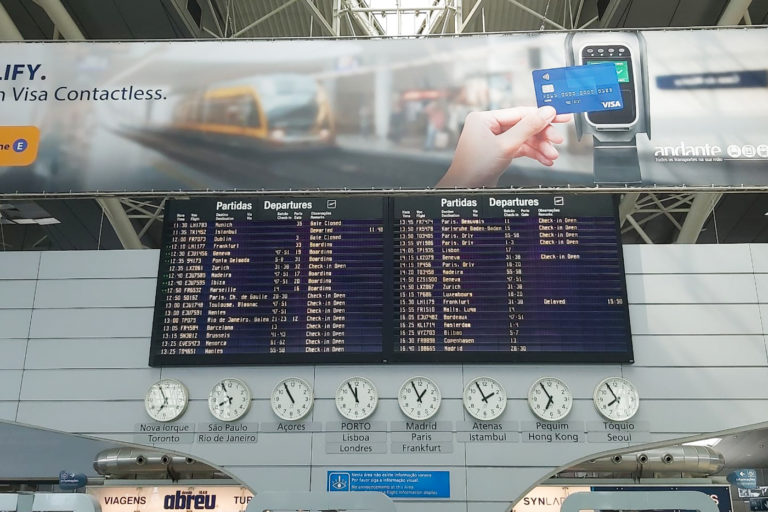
[163,491,216,510]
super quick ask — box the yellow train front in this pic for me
[171,75,335,150]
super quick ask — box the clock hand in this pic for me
[348,382,359,403]
[545,396,554,410]
[484,391,496,401]
[475,382,488,402]
[412,381,423,403]
[417,387,428,401]
[284,383,295,404]
[607,398,618,406]
[540,383,552,400]
[218,400,229,406]
[605,383,618,400]
[159,387,168,403]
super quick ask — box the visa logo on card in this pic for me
[532,62,623,114]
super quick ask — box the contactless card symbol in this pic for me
[328,472,350,492]
[532,63,623,114]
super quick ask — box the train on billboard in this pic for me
[0,27,766,194]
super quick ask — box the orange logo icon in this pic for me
[0,126,40,166]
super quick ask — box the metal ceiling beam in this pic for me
[205,0,224,36]
[460,0,484,33]
[675,193,722,244]
[120,198,167,240]
[332,0,342,35]
[342,0,384,36]
[625,214,654,244]
[618,192,640,227]
[0,2,23,40]
[718,0,752,25]
[574,0,585,26]
[96,198,143,250]
[231,0,299,38]
[596,0,630,27]
[503,0,566,29]
[31,0,84,40]
[301,0,335,36]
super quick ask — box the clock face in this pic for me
[398,376,441,421]
[145,379,189,422]
[271,377,314,421]
[528,377,573,421]
[208,378,252,422]
[463,376,507,421]
[335,376,378,421]
[593,376,639,421]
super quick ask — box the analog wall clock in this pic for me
[145,378,189,422]
[208,378,252,422]
[398,376,441,421]
[593,376,639,421]
[528,376,573,421]
[335,376,378,421]
[463,376,507,421]
[271,377,314,421]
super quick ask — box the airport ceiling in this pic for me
[0,0,767,250]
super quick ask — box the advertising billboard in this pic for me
[0,27,767,194]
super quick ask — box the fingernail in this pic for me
[538,106,556,120]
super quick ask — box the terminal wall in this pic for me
[0,245,767,512]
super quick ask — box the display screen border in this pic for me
[148,194,633,366]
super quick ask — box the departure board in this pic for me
[392,194,632,362]
[149,193,632,366]
[150,197,389,365]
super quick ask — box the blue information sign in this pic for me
[728,469,758,489]
[327,470,450,498]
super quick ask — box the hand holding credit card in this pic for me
[532,62,623,114]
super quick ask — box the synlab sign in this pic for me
[87,486,253,512]
[513,486,732,512]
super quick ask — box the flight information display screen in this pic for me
[150,197,388,365]
[149,194,632,366]
[392,194,631,362]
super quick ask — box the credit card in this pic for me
[532,62,623,114]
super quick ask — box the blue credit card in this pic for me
[532,62,623,114]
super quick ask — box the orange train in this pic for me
[171,75,335,149]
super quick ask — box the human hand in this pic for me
[437,106,572,188]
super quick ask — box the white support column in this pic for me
[96,197,143,250]
[0,2,23,40]
[674,193,722,244]
[718,0,752,25]
[32,0,84,40]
